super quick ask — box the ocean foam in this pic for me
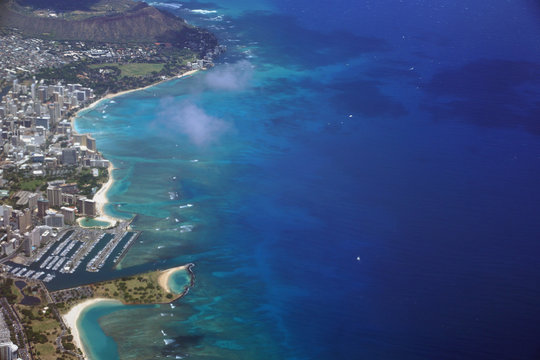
[149,2,182,9]
[190,9,217,15]
[209,15,224,22]
[179,225,194,233]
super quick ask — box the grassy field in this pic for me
[89,63,164,78]
[91,269,176,304]
[18,178,47,192]
[17,304,79,360]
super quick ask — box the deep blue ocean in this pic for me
[72,0,540,359]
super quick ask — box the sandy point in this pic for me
[158,265,189,294]
[62,298,121,359]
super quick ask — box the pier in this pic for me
[1,220,140,283]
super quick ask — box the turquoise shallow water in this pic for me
[169,269,192,294]
[78,301,125,360]
[73,0,540,359]
[79,218,112,228]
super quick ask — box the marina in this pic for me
[1,221,142,286]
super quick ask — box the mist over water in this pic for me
[73,0,540,359]
[154,99,232,146]
[203,60,254,91]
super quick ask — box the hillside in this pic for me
[0,0,217,47]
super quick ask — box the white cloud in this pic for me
[204,60,254,91]
[155,99,230,146]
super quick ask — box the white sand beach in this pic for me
[92,161,118,225]
[62,298,121,359]
[72,69,200,228]
[158,265,189,293]
[71,69,199,126]
[76,161,118,228]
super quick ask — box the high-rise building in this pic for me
[0,342,18,360]
[76,197,85,214]
[35,225,52,244]
[60,207,76,224]
[37,87,47,103]
[24,235,32,257]
[48,104,57,123]
[44,213,64,228]
[46,187,62,207]
[15,209,31,232]
[23,208,31,231]
[12,79,19,94]
[73,134,96,151]
[61,148,77,165]
[37,199,49,218]
[59,183,78,194]
[86,136,96,151]
[0,242,15,257]
[28,193,39,212]
[83,199,96,217]
[2,205,12,227]
[30,227,41,247]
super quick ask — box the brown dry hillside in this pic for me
[0,1,216,46]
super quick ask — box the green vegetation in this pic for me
[3,166,108,199]
[34,48,196,95]
[3,167,75,195]
[19,178,47,192]
[71,167,108,197]
[0,278,20,303]
[89,62,164,78]
[17,304,79,360]
[90,270,177,304]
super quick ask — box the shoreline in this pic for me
[64,69,200,358]
[71,69,199,126]
[77,161,118,228]
[62,298,121,360]
[157,264,190,293]
[63,264,195,359]
[72,69,200,227]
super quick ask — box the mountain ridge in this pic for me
[0,0,216,47]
